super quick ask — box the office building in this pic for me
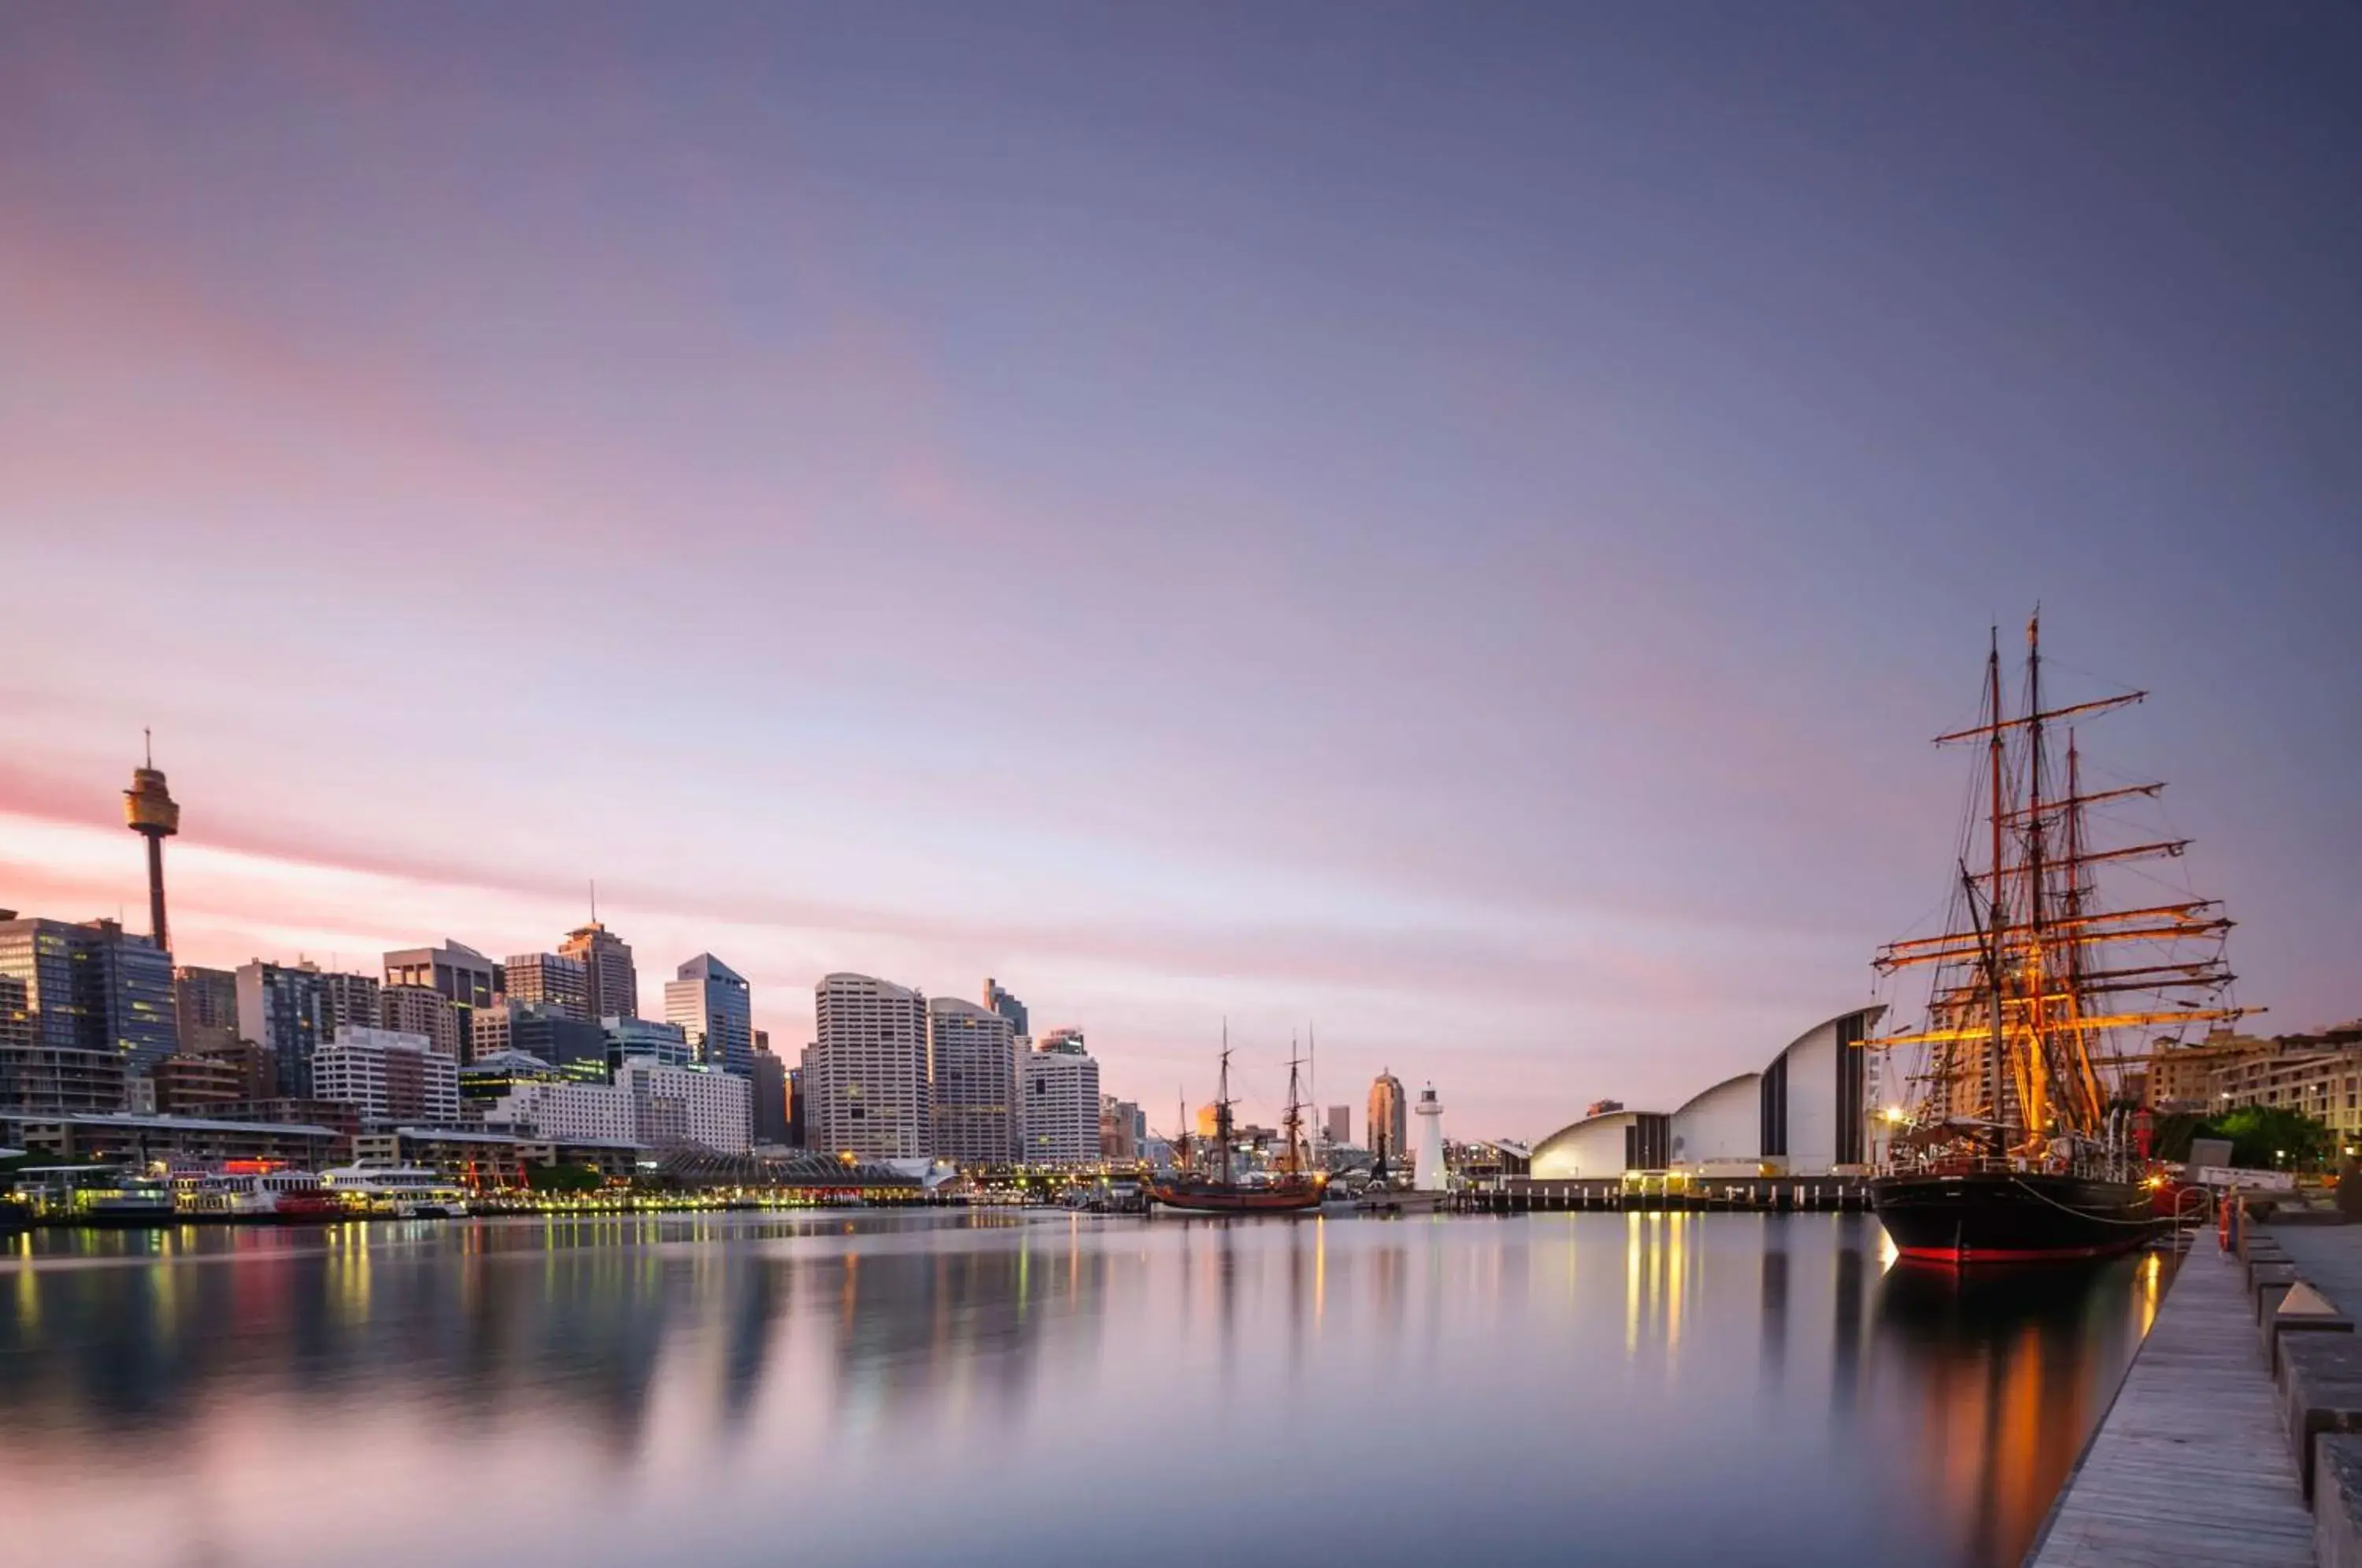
[383,941,500,1008]
[173,965,242,1053]
[379,985,464,1060]
[750,1048,791,1145]
[616,1056,750,1153]
[1100,1095,1142,1161]
[235,959,330,1097]
[1368,1070,1408,1168]
[1324,1104,1350,1148]
[1024,1030,1100,1166]
[983,977,1028,1038]
[0,915,176,1079]
[0,967,125,1114]
[504,951,590,1020]
[665,953,753,1077]
[787,1065,805,1147]
[560,923,638,1022]
[605,1015,692,1069]
[310,1026,461,1127]
[803,973,928,1159]
[928,997,1019,1166]
[500,1002,613,1080]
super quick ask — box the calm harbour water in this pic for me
[0,1211,2160,1568]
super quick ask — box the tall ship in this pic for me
[1148,1037,1325,1215]
[1869,616,2245,1263]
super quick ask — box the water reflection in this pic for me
[0,1214,2153,1568]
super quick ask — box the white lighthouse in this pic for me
[1413,1083,1447,1192]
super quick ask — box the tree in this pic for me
[2209,1105,2332,1172]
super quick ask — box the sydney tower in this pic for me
[123,734,180,954]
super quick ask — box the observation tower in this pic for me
[123,732,180,953]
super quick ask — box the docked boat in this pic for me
[1148,1036,1324,1215]
[320,1164,471,1219]
[1867,616,2242,1264]
[184,1164,346,1222]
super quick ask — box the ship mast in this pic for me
[1873,616,2249,1159]
[1216,1026,1235,1186]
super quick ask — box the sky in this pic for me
[3,5,2358,1141]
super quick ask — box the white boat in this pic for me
[181,1167,341,1221]
[320,1164,471,1218]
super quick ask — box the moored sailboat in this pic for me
[1148,1034,1324,1215]
[1868,616,2247,1263]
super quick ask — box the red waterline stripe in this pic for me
[1895,1242,2145,1264]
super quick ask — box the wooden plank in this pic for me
[2026,1245,2313,1567]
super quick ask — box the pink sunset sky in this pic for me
[4,7,2357,1139]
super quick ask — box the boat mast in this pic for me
[1283,1049,1307,1177]
[2022,611,2052,1143]
[1216,1024,1235,1186]
[1984,627,2008,1143]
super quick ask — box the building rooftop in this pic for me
[0,1111,342,1137]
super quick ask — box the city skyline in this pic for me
[6,8,2360,1139]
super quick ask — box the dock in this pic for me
[2025,1241,2314,1568]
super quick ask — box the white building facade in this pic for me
[803,973,928,1159]
[927,997,1019,1166]
[310,1026,461,1126]
[1023,1030,1101,1166]
[483,1078,637,1145]
[616,1057,750,1153]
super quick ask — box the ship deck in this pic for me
[2025,1241,2312,1568]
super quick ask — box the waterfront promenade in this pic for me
[2027,1241,2313,1568]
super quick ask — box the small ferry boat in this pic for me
[320,1165,471,1219]
[183,1164,345,1222]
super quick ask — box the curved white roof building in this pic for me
[1530,1005,1885,1179]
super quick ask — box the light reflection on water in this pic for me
[0,1212,2155,1568]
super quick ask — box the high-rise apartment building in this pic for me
[319,969,382,1036]
[983,977,1029,1038]
[173,965,241,1053]
[665,954,753,1078]
[560,923,638,1022]
[1099,1095,1142,1161]
[803,973,928,1159]
[927,997,1019,1166]
[379,985,464,1061]
[504,952,590,1020]
[310,1026,461,1126]
[1324,1104,1351,1148]
[1368,1070,1408,1168]
[0,970,126,1112]
[617,1056,750,1153]
[235,959,331,1097]
[1024,1030,1101,1166]
[483,1077,637,1145]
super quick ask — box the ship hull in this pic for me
[1872,1170,2153,1264]
[1147,1180,1324,1215]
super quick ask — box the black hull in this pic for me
[1872,1171,2153,1264]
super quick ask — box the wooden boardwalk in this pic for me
[2027,1244,2313,1567]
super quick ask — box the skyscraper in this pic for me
[1024,1029,1100,1166]
[750,1048,791,1145]
[927,997,1018,1166]
[122,740,180,955]
[1324,1104,1351,1148]
[665,954,752,1077]
[173,964,241,1053]
[235,959,331,1096]
[561,923,638,1021]
[504,951,590,1019]
[803,973,927,1159]
[1368,1070,1408,1169]
[983,977,1028,1038]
